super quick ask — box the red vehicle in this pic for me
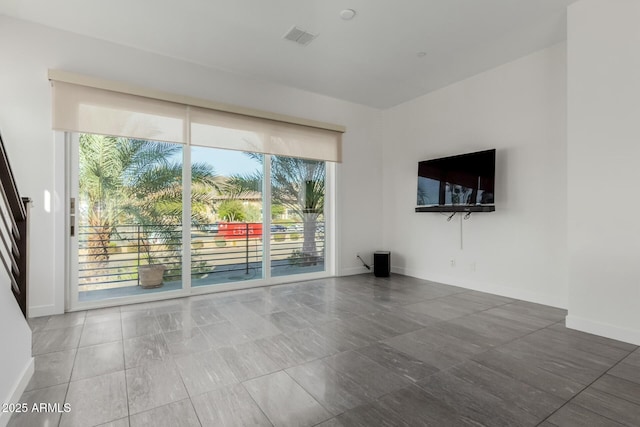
[217,222,263,240]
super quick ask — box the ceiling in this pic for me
[0,0,578,109]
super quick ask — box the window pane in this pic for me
[190,147,264,286]
[270,156,325,277]
[77,134,184,301]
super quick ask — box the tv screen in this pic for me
[417,149,495,207]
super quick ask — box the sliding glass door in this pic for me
[68,134,332,309]
[190,147,264,286]
[270,156,326,277]
[73,134,187,302]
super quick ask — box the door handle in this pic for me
[70,197,76,237]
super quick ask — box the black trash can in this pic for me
[374,251,391,277]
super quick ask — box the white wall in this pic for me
[380,44,568,307]
[0,271,33,427]
[0,15,382,316]
[566,0,640,345]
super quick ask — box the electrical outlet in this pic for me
[450,258,455,267]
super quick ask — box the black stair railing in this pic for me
[0,132,29,318]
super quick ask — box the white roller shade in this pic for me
[190,107,342,162]
[52,81,188,144]
[49,71,344,162]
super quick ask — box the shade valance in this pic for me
[49,70,344,162]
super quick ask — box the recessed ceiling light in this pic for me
[417,52,427,58]
[340,9,357,20]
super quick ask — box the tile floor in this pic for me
[10,274,640,426]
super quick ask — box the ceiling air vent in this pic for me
[283,26,318,46]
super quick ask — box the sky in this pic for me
[192,147,262,177]
[170,146,263,177]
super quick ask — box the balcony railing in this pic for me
[78,221,325,291]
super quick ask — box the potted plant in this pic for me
[139,263,165,288]
[137,228,166,289]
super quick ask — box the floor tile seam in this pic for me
[607,365,640,385]
[430,319,530,350]
[122,357,132,426]
[422,356,575,422]
[67,316,88,386]
[71,341,126,383]
[23,378,71,395]
[238,378,276,427]
[180,374,239,401]
[473,310,555,332]
[490,329,626,386]
[193,315,232,329]
[158,319,209,356]
[489,300,566,321]
[125,361,185,417]
[184,397,204,427]
[214,341,272,384]
[354,311,427,337]
[351,343,438,385]
[537,402,626,427]
[25,348,75,391]
[534,320,638,364]
[304,351,386,399]
[458,320,586,399]
[203,346,242,387]
[500,332,625,370]
[78,330,123,349]
[520,330,634,362]
[451,298,540,326]
[534,347,638,426]
[282,366,337,419]
[391,318,500,356]
[476,311,564,350]
[166,356,196,421]
[15,382,71,427]
[234,365,291,385]
[115,312,126,424]
[372,382,463,426]
[446,291,516,307]
[124,351,177,374]
[39,322,85,333]
[411,371,544,427]
[32,344,78,357]
[586,373,640,409]
[386,298,516,334]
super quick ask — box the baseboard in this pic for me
[566,315,640,346]
[0,357,34,427]
[391,266,568,309]
[339,266,372,276]
[28,304,62,318]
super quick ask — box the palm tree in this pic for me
[227,154,325,264]
[79,134,218,263]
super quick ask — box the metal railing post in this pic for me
[137,224,141,285]
[245,222,249,275]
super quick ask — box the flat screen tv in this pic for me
[417,149,495,210]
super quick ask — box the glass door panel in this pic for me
[75,134,185,302]
[190,147,264,286]
[270,156,326,277]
